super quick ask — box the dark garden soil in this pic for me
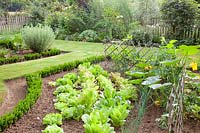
[137,106,200,133]
[0,78,27,116]
[2,62,200,133]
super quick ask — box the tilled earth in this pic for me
[0,78,26,116]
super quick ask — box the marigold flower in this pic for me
[190,62,198,71]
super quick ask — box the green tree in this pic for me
[161,0,199,39]
[132,0,161,25]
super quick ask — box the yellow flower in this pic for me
[190,62,198,71]
[154,100,160,107]
[145,66,153,70]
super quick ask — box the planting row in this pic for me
[0,55,105,132]
[42,63,137,133]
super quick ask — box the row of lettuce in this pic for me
[42,63,138,133]
[0,55,105,132]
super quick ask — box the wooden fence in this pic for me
[0,15,29,33]
[144,18,200,39]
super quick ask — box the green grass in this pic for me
[0,40,104,94]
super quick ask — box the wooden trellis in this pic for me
[103,40,156,71]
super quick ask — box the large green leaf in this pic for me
[160,59,180,66]
[142,75,161,85]
[149,83,172,90]
[129,79,143,85]
[126,71,146,78]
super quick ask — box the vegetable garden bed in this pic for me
[1,60,200,133]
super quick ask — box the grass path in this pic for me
[0,40,104,98]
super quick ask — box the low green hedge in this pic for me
[0,56,21,65]
[24,53,42,60]
[0,55,105,132]
[0,49,61,65]
[41,49,61,57]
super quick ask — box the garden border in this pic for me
[0,48,62,65]
[0,55,105,132]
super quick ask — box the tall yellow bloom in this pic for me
[190,62,198,71]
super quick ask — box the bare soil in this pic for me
[0,78,26,116]
[2,62,200,133]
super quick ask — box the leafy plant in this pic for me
[155,114,169,130]
[131,30,153,46]
[42,124,64,133]
[78,30,98,42]
[82,109,115,133]
[43,113,62,126]
[97,75,116,98]
[110,104,130,126]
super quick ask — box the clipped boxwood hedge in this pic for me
[0,55,105,132]
[0,49,62,65]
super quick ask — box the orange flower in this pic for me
[190,62,198,71]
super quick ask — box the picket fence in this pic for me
[0,15,29,33]
[145,18,200,39]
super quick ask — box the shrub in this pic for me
[175,38,200,46]
[0,34,23,50]
[22,25,55,52]
[65,33,80,41]
[131,30,153,46]
[78,30,98,42]
[0,49,9,58]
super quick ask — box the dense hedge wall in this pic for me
[0,55,105,132]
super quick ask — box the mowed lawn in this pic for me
[0,40,104,101]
